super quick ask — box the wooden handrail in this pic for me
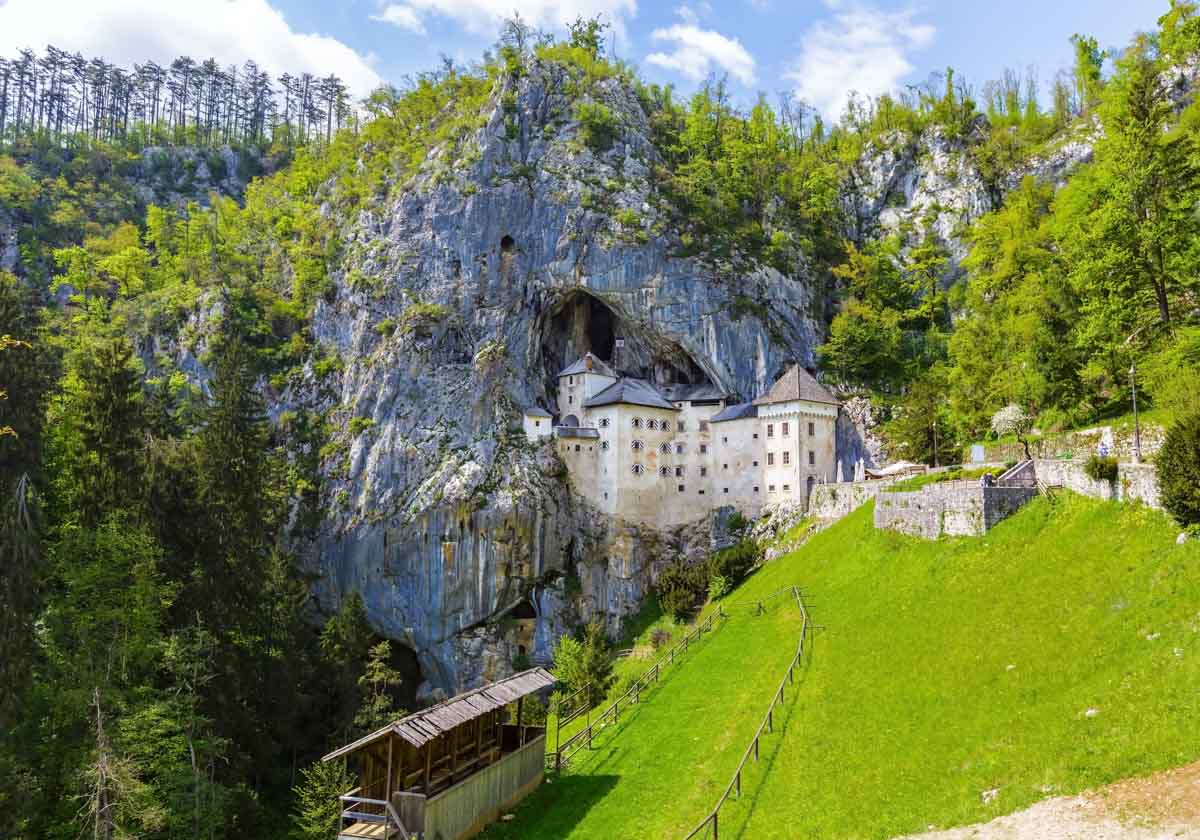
[552,608,724,770]
[681,585,810,840]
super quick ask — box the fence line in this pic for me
[550,608,725,771]
[681,585,810,840]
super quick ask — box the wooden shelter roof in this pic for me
[322,668,555,761]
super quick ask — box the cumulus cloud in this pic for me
[0,0,383,98]
[646,22,756,85]
[785,1,935,119]
[371,0,638,39]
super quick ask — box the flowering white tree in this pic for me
[991,404,1033,460]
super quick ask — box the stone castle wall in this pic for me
[874,480,1038,540]
[1033,459,1161,508]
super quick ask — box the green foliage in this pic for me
[574,101,620,153]
[1084,454,1120,483]
[552,621,615,707]
[354,641,406,733]
[884,368,959,466]
[292,759,354,840]
[654,561,709,621]
[1157,411,1200,527]
[398,301,450,337]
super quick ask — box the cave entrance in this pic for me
[537,290,716,401]
[386,637,423,712]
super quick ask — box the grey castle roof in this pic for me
[660,383,729,403]
[752,365,839,407]
[584,378,679,411]
[558,353,617,379]
[710,402,758,423]
[523,406,552,418]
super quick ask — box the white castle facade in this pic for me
[523,354,840,527]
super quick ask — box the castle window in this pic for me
[675,443,685,454]
[723,488,729,494]
[535,421,541,427]
[675,466,685,477]
[699,489,705,495]
[783,451,790,465]
[568,395,573,404]
[767,424,774,438]
[767,453,775,466]
[677,421,686,432]
[575,444,581,452]
[632,463,645,475]
[699,444,708,454]
[753,460,759,467]
[782,422,790,437]
[659,466,670,477]
[808,422,815,436]
[808,451,816,466]
[753,433,759,440]
[723,463,729,470]
[699,420,709,431]
[722,436,728,444]
[660,443,672,454]
[678,485,685,492]
[700,467,708,477]
[783,484,791,492]
[647,418,659,430]
[599,417,610,428]
[601,440,610,450]
[632,417,642,429]
[632,439,645,451]
[754,486,760,493]
[769,485,776,492]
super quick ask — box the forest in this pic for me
[2,3,1200,838]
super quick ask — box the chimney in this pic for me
[585,354,594,371]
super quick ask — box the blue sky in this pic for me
[0,0,1167,118]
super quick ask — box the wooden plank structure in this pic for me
[323,668,555,840]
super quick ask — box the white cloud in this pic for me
[371,0,638,40]
[785,1,935,119]
[646,23,755,85]
[0,0,383,98]
[372,5,427,35]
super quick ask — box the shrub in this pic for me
[655,562,708,621]
[511,652,530,671]
[649,628,672,649]
[574,101,620,153]
[348,417,375,436]
[709,540,759,586]
[708,573,730,601]
[551,620,614,707]
[1084,454,1119,483]
[1157,411,1200,527]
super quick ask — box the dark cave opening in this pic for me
[387,637,423,711]
[537,291,715,403]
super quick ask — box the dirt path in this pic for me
[898,762,1200,839]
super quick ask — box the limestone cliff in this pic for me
[290,60,826,699]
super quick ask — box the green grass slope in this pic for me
[489,494,1200,839]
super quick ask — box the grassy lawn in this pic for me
[486,494,1200,839]
[884,466,996,492]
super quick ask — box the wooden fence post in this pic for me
[713,811,719,840]
[754,736,759,761]
[736,771,741,798]
[768,709,773,732]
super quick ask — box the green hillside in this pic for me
[486,494,1200,839]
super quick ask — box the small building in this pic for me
[522,406,553,440]
[323,668,555,840]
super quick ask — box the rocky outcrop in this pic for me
[292,60,829,695]
[0,208,17,274]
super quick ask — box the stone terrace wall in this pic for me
[808,479,897,521]
[1034,459,1161,508]
[874,481,1038,540]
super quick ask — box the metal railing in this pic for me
[338,792,417,840]
[682,585,810,840]
[551,608,724,771]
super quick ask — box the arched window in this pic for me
[599,417,610,428]
[632,463,645,475]
[632,417,642,429]
[660,442,671,454]
[600,440,610,451]
[631,439,645,452]
[659,466,670,477]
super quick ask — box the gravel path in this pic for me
[897,762,1200,839]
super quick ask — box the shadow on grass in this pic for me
[477,773,620,839]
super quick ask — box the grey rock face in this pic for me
[296,62,826,694]
[0,208,17,274]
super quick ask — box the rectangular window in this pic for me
[723,463,729,470]
[782,422,790,437]
[752,460,759,467]
[699,489,706,495]
[678,484,685,493]
[699,420,709,432]
[783,451,790,465]
[575,445,581,452]
[568,395,573,404]
[808,422,815,436]
[535,421,540,427]
[675,466,684,477]
[722,436,729,444]
[753,486,760,493]
[767,423,774,438]
[723,488,729,494]
[699,444,708,454]
[783,484,791,492]
[676,444,685,454]
[700,467,708,477]
[677,421,686,432]
[767,453,775,466]
[808,451,816,466]
[769,485,776,492]
[753,433,759,440]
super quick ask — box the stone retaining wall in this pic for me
[874,480,1038,540]
[1033,459,1161,508]
[807,478,897,521]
